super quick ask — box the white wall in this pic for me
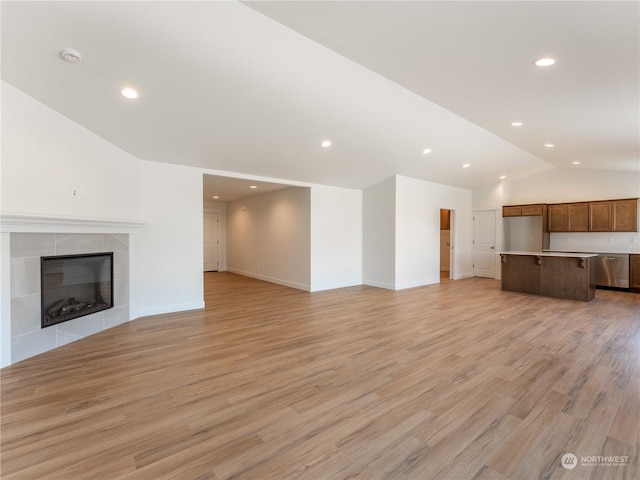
[135,161,205,317]
[473,168,640,210]
[227,187,311,290]
[1,81,140,220]
[204,200,228,271]
[472,180,511,211]
[310,185,363,291]
[363,177,396,289]
[395,175,473,288]
[507,168,640,204]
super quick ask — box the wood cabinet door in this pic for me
[548,204,567,232]
[567,203,589,232]
[631,255,640,292]
[502,206,522,217]
[589,201,612,231]
[612,199,638,232]
[522,204,544,216]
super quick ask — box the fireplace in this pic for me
[40,252,114,328]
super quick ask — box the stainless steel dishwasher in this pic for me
[595,254,630,288]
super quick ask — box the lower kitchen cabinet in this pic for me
[631,255,640,293]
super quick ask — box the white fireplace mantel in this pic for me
[1,215,141,367]
[0,213,146,234]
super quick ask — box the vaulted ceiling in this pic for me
[2,1,638,198]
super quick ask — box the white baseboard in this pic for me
[363,279,395,290]
[310,279,362,292]
[454,272,474,280]
[395,278,440,290]
[227,269,311,292]
[133,301,205,319]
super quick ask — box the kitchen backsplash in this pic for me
[550,232,640,253]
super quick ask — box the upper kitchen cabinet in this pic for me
[589,198,638,232]
[567,203,589,232]
[548,204,567,232]
[549,203,588,232]
[589,201,612,232]
[502,204,546,217]
[508,199,638,233]
[612,199,638,232]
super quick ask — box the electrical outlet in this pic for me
[71,186,80,198]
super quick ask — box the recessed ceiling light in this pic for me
[500,175,507,179]
[572,161,581,165]
[60,49,82,64]
[511,122,523,127]
[544,143,555,148]
[213,196,219,199]
[121,87,138,99]
[249,185,257,189]
[535,57,556,67]
[462,163,471,168]
[422,148,432,155]
[321,140,332,148]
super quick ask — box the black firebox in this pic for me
[40,252,114,328]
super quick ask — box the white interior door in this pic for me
[474,210,496,278]
[203,212,219,272]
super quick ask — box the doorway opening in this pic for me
[440,209,453,281]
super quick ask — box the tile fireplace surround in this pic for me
[10,233,129,363]
[1,214,143,366]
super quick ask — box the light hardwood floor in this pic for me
[2,272,639,480]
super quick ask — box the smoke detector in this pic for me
[60,49,82,64]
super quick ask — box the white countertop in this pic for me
[544,250,634,256]
[500,251,598,258]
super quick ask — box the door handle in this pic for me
[491,246,495,249]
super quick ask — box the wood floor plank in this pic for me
[2,272,639,480]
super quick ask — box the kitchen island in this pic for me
[500,251,597,302]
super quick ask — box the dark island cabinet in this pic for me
[631,255,640,293]
[501,252,596,302]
